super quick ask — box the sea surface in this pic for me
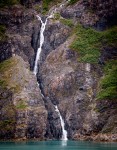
[0,140,117,150]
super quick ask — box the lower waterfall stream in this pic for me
[55,105,68,141]
[33,3,68,140]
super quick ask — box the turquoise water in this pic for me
[0,140,117,150]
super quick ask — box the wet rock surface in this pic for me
[0,41,12,62]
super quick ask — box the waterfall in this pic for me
[55,105,68,141]
[33,0,68,75]
[33,10,56,75]
[33,16,47,75]
[33,1,68,141]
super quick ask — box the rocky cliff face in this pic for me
[0,56,47,140]
[0,0,117,141]
[61,0,117,30]
[39,35,117,141]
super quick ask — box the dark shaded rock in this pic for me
[0,41,12,62]
[20,0,41,8]
[0,5,41,66]
[61,0,117,30]
[89,0,117,29]
[100,46,117,64]
[61,0,85,19]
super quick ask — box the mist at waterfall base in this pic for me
[0,141,117,150]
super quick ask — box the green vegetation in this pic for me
[68,0,79,5]
[0,120,15,127]
[97,60,117,100]
[71,24,117,100]
[60,18,74,27]
[0,120,15,132]
[0,57,21,93]
[0,80,7,89]
[0,57,17,72]
[54,13,61,20]
[70,24,117,63]
[53,13,74,28]
[42,0,62,14]
[101,26,117,47]
[34,4,41,13]
[42,0,55,14]
[43,0,51,12]
[16,100,27,109]
[0,25,7,42]
[0,0,19,7]
[70,24,102,63]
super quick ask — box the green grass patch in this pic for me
[34,4,41,13]
[0,57,17,72]
[0,120,15,131]
[97,60,117,100]
[60,18,74,27]
[70,24,102,63]
[0,57,21,93]
[68,0,79,5]
[70,24,117,63]
[16,100,27,109]
[42,0,62,14]
[54,13,61,20]
[0,80,8,89]
[42,0,51,13]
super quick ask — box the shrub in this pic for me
[16,100,27,109]
[97,60,117,100]
[68,0,79,5]
[70,24,102,63]
[70,24,117,63]
[60,18,74,27]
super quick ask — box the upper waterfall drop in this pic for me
[33,0,68,75]
[33,11,56,75]
[33,15,48,75]
[55,105,68,141]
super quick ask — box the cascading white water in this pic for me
[33,16,48,75]
[33,1,68,141]
[55,105,68,141]
[33,9,56,75]
[33,0,68,75]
